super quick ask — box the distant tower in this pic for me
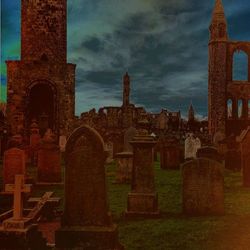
[6,0,75,136]
[208,0,228,137]
[188,102,195,122]
[123,72,130,107]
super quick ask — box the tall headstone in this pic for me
[160,136,180,170]
[3,148,26,189]
[37,129,61,183]
[125,134,159,217]
[56,125,122,250]
[239,127,250,187]
[182,158,224,216]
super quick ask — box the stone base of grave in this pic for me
[55,224,124,250]
[114,152,133,184]
[3,217,33,230]
[0,224,49,249]
[125,192,160,218]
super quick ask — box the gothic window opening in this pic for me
[227,99,233,119]
[238,99,243,118]
[233,50,248,81]
[28,83,55,136]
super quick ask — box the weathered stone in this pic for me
[239,127,250,187]
[160,136,180,170]
[3,148,26,189]
[197,146,223,163]
[104,141,114,163]
[6,0,76,137]
[115,152,133,184]
[126,134,159,217]
[208,0,250,137]
[182,158,224,216]
[124,126,137,152]
[184,134,201,159]
[56,125,122,250]
[37,132,61,183]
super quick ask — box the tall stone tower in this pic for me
[123,72,130,107]
[188,103,195,122]
[208,0,228,137]
[6,0,75,137]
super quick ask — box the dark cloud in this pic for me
[1,0,250,117]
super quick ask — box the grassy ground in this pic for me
[1,159,250,249]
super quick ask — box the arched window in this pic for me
[227,99,233,119]
[238,99,243,118]
[233,50,248,81]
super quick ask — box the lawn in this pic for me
[1,158,250,250]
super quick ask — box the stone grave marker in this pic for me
[184,134,201,159]
[160,136,181,170]
[59,135,67,153]
[37,130,61,183]
[182,158,224,216]
[3,148,26,189]
[105,141,114,163]
[3,175,32,229]
[114,152,133,184]
[197,146,223,163]
[125,133,159,217]
[55,125,122,250]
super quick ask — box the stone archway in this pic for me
[26,80,58,136]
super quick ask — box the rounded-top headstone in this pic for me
[64,125,111,227]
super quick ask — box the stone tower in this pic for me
[188,103,195,122]
[6,0,76,137]
[123,72,130,107]
[208,0,228,138]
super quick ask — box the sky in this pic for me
[1,0,250,118]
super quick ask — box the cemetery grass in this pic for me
[1,161,250,249]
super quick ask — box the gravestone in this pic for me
[224,135,241,171]
[30,119,41,148]
[124,126,137,152]
[3,175,32,229]
[160,136,180,170]
[197,146,222,163]
[105,141,114,163]
[239,127,250,187]
[55,125,122,250]
[59,135,67,153]
[37,130,61,183]
[182,158,224,216]
[115,152,133,184]
[184,134,201,159]
[3,148,26,189]
[125,133,159,217]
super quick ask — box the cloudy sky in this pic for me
[1,0,250,117]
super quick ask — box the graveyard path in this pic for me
[211,215,250,250]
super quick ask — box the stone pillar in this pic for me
[125,134,159,217]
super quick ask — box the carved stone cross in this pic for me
[5,175,31,220]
